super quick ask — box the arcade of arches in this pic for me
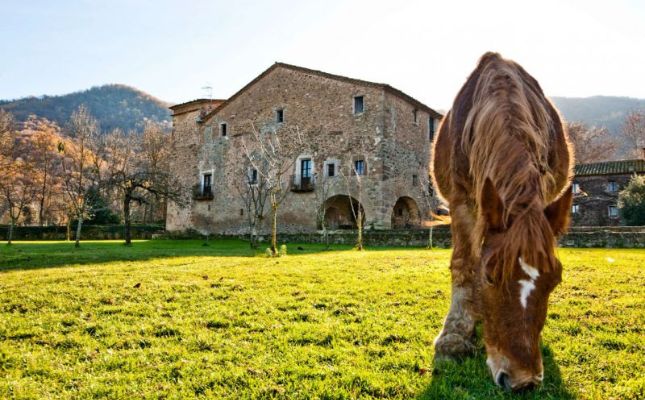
[322,195,364,229]
[391,196,421,229]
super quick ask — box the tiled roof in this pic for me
[170,99,227,116]
[200,62,443,123]
[574,159,645,176]
[169,99,211,110]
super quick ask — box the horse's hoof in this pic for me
[434,333,475,359]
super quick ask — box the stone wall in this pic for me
[166,226,645,248]
[166,107,203,232]
[0,225,165,241]
[571,174,631,226]
[167,64,439,235]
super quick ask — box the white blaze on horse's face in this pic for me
[518,257,540,309]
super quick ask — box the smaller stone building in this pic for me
[571,157,645,226]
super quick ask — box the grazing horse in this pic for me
[431,52,574,391]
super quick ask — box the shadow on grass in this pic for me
[418,345,573,400]
[0,239,387,271]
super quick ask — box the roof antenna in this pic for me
[201,83,213,102]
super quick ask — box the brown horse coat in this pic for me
[431,52,574,391]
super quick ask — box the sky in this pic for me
[1,0,644,110]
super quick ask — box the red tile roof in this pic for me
[574,159,645,176]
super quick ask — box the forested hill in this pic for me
[0,84,172,133]
[550,96,645,159]
[551,96,645,135]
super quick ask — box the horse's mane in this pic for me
[462,53,562,283]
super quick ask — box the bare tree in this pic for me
[622,110,645,159]
[566,122,616,163]
[338,135,379,251]
[59,105,100,248]
[230,161,269,249]
[419,173,439,248]
[0,112,38,244]
[0,160,38,245]
[241,123,304,255]
[105,125,185,246]
[22,117,66,226]
[313,171,334,249]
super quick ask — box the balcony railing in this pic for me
[193,184,214,201]
[291,174,315,192]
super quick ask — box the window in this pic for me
[397,207,404,217]
[240,209,244,216]
[354,159,365,175]
[220,123,227,137]
[327,163,336,177]
[429,117,436,141]
[249,168,258,184]
[412,174,418,186]
[607,181,618,192]
[413,109,418,124]
[353,96,364,114]
[301,159,312,178]
[276,109,284,123]
[572,182,580,194]
[608,205,619,218]
[203,173,212,195]
[572,204,579,214]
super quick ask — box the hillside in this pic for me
[551,96,645,133]
[551,96,645,159]
[0,84,172,133]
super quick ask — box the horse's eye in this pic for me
[484,273,494,286]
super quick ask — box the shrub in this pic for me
[279,244,287,256]
[265,248,273,257]
[618,175,645,226]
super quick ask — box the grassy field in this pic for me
[0,240,643,399]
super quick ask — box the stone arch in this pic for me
[322,195,364,229]
[391,196,421,229]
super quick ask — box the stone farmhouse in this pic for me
[166,63,443,234]
[571,154,645,226]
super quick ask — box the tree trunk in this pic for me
[356,209,363,250]
[123,195,132,246]
[271,203,278,255]
[39,171,48,226]
[38,196,45,227]
[428,225,433,249]
[74,216,83,248]
[249,220,258,249]
[66,219,71,241]
[7,219,14,245]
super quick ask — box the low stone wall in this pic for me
[0,225,165,241]
[4,225,644,248]
[559,227,645,248]
[168,226,645,248]
[274,227,453,248]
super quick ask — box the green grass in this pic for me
[0,240,643,399]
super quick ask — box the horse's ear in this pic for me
[544,186,573,236]
[482,178,505,231]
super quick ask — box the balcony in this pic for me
[291,174,315,192]
[193,184,214,201]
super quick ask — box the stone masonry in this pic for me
[166,63,442,234]
[571,159,645,226]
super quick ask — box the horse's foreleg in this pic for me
[434,205,477,359]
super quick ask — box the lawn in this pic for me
[0,240,643,399]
